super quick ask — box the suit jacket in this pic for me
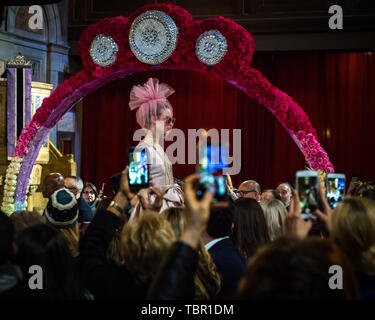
[208,238,246,299]
[78,197,94,223]
[357,271,375,300]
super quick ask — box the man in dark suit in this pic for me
[64,176,93,223]
[203,205,246,299]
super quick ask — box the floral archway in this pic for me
[1,3,334,215]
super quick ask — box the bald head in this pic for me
[238,180,261,201]
[42,173,64,198]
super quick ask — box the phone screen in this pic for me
[326,175,345,208]
[197,143,228,202]
[198,143,228,174]
[197,173,227,203]
[296,172,318,219]
[128,147,149,189]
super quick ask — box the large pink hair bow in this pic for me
[129,78,175,128]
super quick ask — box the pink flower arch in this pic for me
[6,3,334,212]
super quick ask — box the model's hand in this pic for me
[137,188,151,209]
[137,187,164,212]
[150,187,164,212]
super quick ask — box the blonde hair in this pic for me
[331,197,375,274]
[107,216,127,266]
[194,240,222,300]
[161,207,186,238]
[161,207,221,299]
[58,223,79,257]
[10,210,45,242]
[261,199,287,241]
[121,210,176,283]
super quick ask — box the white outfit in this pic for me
[133,130,184,213]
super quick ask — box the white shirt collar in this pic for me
[205,236,229,251]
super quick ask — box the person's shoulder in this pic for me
[136,143,154,155]
[210,239,245,262]
[91,198,99,209]
[136,140,150,148]
[209,238,233,253]
[78,197,90,207]
[78,198,93,218]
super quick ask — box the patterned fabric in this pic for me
[44,188,79,227]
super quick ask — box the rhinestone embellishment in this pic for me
[90,34,119,67]
[196,30,228,66]
[129,10,178,65]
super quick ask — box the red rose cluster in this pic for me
[77,3,254,76]
[14,2,334,173]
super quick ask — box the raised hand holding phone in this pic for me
[313,180,333,233]
[98,183,105,200]
[284,189,312,239]
[107,167,135,218]
[184,173,214,232]
[196,142,228,203]
[128,146,149,190]
[296,170,319,220]
[326,173,345,208]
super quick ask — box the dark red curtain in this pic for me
[81,52,375,195]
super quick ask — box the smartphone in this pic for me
[197,142,228,202]
[296,170,319,220]
[197,172,227,202]
[128,146,149,190]
[326,173,345,209]
[198,142,229,174]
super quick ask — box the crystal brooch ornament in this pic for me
[90,34,119,67]
[129,10,178,65]
[196,30,228,66]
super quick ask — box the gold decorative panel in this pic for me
[31,81,54,164]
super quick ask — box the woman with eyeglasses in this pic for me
[82,182,99,212]
[128,78,184,213]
